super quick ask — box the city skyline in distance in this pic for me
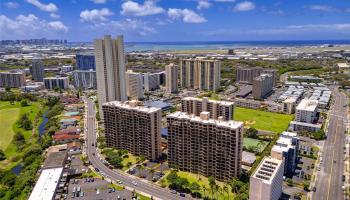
[1,0,350,42]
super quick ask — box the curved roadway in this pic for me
[83,97,186,200]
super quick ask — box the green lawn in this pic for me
[234,107,294,133]
[0,108,20,150]
[0,101,42,170]
[243,138,269,153]
[121,153,139,170]
[162,170,235,199]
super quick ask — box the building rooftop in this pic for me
[252,156,283,184]
[28,167,63,200]
[43,151,67,169]
[44,77,68,80]
[103,100,161,113]
[0,71,24,75]
[296,99,318,112]
[254,73,272,81]
[182,97,235,106]
[290,121,322,128]
[168,111,243,129]
[60,118,77,123]
[337,63,349,68]
[283,97,297,103]
[242,151,256,165]
[281,131,298,138]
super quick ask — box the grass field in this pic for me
[162,170,235,199]
[243,138,269,153]
[0,100,42,170]
[234,107,294,133]
[0,108,20,150]
[121,153,139,170]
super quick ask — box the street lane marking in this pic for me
[327,111,340,200]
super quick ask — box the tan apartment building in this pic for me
[0,71,26,88]
[167,111,243,181]
[179,58,221,91]
[165,63,178,93]
[94,35,127,115]
[282,97,297,114]
[181,97,234,120]
[252,74,274,100]
[102,100,161,161]
[126,70,143,100]
[236,67,277,86]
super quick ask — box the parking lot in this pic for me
[67,178,133,200]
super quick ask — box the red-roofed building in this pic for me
[55,127,80,135]
[53,134,80,143]
[60,96,80,104]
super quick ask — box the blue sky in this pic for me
[0,0,349,42]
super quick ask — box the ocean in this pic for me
[72,40,350,52]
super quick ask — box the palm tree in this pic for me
[223,183,230,200]
[215,185,221,200]
[202,185,207,198]
[208,176,216,199]
[126,161,133,169]
[150,168,155,180]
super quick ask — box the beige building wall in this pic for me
[102,101,161,160]
[94,35,127,115]
[126,70,143,100]
[165,63,178,93]
[167,111,243,181]
[179,58,221,91]
[181,97,234,120]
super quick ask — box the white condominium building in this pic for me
[72,70,97,89]
[295,99,318,123]
[165,63,178,93]
[44,77,69,90]
[126,70,143,100]
[249,156,284,200]
[180,58,221,91]
[94,35,127,114]
[0,71,26,88]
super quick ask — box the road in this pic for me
[83,97,185,200]
[313,90,348,200]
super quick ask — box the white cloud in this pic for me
[26,0,58,12]
[213,0,236,2]
[233,1,255,12]
[80,8,114,23]
[197,0,211,10]
[309,5,336,12]
[121,0,164,16]
[0,14,68,39]
[48,21,68,32]
[168,8,207,23]
[85,18,156,36]
[50,13,60,19]
[91,0,107,4]
[4,1,19,9]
